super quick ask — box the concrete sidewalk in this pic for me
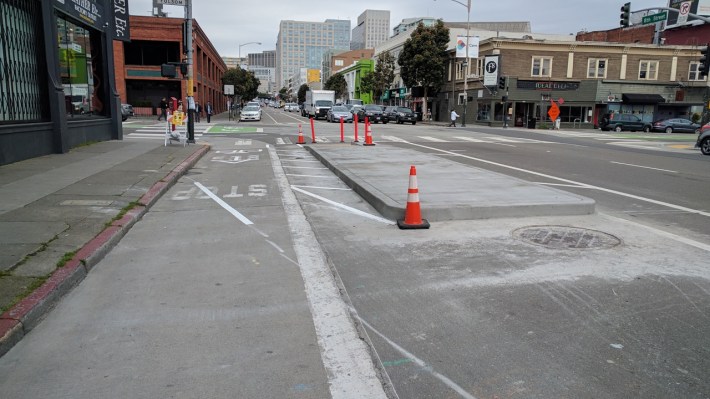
[0,139,209,356]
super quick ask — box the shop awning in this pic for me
[622,93,666,103]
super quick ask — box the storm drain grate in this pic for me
[512,226,621,249]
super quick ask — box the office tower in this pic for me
[351,10,390,50]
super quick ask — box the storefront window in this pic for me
[476,101,490,121]
[57,16,96,118]
[0,0,45,122]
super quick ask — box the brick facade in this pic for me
[113,16,227,114]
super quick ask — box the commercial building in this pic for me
[351,10,390,50]
[338,60,375,104]
[275,19,351,89]
[322,49,374,82]
[1,0,125,165]
[444,38,705,128]
[249,50,276,68]
[114,16,227,117]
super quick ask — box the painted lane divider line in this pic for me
[193,181,253,225]
[291,186,394,225]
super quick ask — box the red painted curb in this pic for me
[0,144,211,356]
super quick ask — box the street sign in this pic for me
[678,1,691,24]
[156,0,186,5]
[642,11,667,25]
[548,102,560,121]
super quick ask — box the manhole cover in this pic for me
[512,226,621,249]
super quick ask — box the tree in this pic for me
[297,84,309,104]
[222,67,260,105]
[359,72,375,104]
[279,86,289,101]
[398,20,450,114]
[324,73,347,102]
[369,51,396,103]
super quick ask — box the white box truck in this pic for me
[303,90,335,120]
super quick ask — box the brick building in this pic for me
[113,16,227,116]
[442,38,706,128]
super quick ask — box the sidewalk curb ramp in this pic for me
[0,145,211,357]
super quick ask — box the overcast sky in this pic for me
[127,0,668,57]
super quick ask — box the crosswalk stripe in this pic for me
[454,136,487,142]
[418,136,449,142]
[483,136,519,142]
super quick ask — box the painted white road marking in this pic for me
[194,182,253,225]
[610,161,678,173]
[400,140,710,218]
[268,146,388,399]
[291,186,394,225]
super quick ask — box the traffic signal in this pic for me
[700,45,710,78]
[620,2,631,28]
[498,76,506,90]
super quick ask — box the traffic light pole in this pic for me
[185,0,195,143]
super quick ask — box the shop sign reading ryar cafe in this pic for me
[54,0,130,42]
[517,80,581,91]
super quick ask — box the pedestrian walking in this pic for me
[205,101,213,123]
[448,109,459,127]
[195,102,201,123]
[158,97,168,121]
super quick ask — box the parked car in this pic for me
[599,113,651,132]
[120,103,133,121]
[651,118,701,133]
[247,101,261,109]
[284,103,298,112]
[348,104,363,117]
[696,128,710,155]
[356,104,389,124]
[240,105,262,121]
[385,106,417,125]
[326,105,353,123]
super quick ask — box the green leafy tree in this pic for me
[359,72,375,104]
[324,73,348,102]
[297,84,309,104]
[398,20,449,113]
[370,51,396,102]
[222,67,260,105]
[279,86,289,101]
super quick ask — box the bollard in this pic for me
[340,116,345,142]
[310,117,316,143]
[354,113,359,142]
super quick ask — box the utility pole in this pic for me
[185,0,195,143]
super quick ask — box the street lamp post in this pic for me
[438,0,471,127]
[238,42,262,64]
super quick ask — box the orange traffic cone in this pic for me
[297,124,305,144]
[364,119,375,146]
[397,166,430,229]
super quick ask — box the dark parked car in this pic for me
[651,118,701,133]
[599,113,651,132]
[696,128,710,155]
[384,106,417,125]
[356,104,388,124]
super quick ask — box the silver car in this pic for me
[240,106,262,121]
[327,105,353,123]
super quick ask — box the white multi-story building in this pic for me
[276,19,351,89]
[351,10,390,50]
[247,66,275,95]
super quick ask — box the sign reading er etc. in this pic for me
[54,0,131,42]
[517,80,580,91]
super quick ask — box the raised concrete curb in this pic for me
[305,144,595,222]
[0,144,210,357]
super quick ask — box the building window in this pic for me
[455,61,465,80]
[689,62,706,81]
[587,58,607,78]
[531,57,552,77]
[335,59,343,66]
[0,0,46,122]
[639,60,658,80]
[458,93,466,105]
[57,16,101,118]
